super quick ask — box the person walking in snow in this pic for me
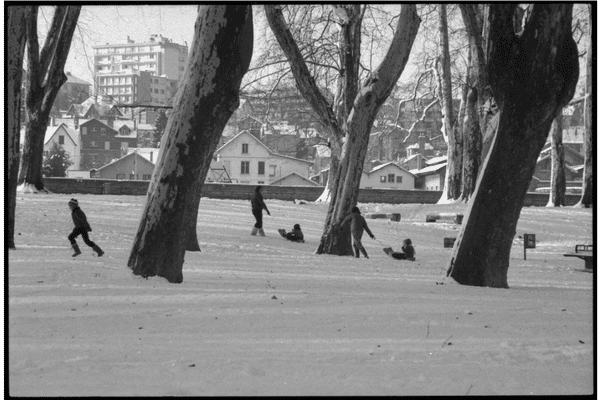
[340,206,375,259]
[383,238,416,261]
[278,223,305,243]
[250,185,270,236]
[67,198,104,257]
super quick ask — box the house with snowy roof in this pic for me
[360,162,416,190]
[210,130,313,185]
[412,156,447,191]
[91,151,155,181]
[43,123,80,171]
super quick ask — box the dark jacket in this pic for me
[72,207,92,232]
[401,244,415,260]
[286,228,304,242]
[251,191,269,213]
[341,213,373,240]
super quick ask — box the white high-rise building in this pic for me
[93,34,188,106]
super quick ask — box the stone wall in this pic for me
[43,178,581,206]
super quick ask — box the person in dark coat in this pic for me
[68,198,104,257]
[278,223,305,243]
[340,206,375,259]
[383,238,416,261]
[250,186,270,236]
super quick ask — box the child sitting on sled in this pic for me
[278,224,305,243]
[383,238,415,261]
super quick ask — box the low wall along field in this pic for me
[44,178,581,206]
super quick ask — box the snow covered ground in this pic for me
[8,193,595,396]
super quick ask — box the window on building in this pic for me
[258,161,265,175]
[116,173,126,180]
[241,161,250,174]
[397,176,403,183]
[101,128,106,135]
[92,126,97,132]
[105,142,110,150]
[242,143,249,154]
[90,141,97,147]
[388,174,395,183]
[81,127,87,135]
[121,142,129,151]
[58,135,64,145]
[130,174,137,180]
[269,165,277,177]
[142,174,151,180]
[380,176,387,182]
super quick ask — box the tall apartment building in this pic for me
[92,34,188,106]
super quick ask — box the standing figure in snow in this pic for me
[383,238,416,261]
[250,186,270,236]
[278,223,305,243]
[340,206,375,259]
[68,198,104,257]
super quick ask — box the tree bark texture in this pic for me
[18,6,81,191]
[460,4,497,163]
[447,4,579,288]
[579,7,593,208]
[7,6,30,250]
[266,4,420,255]
[437,4,462,202]
[128,5,253,283]
[547,114,566,207]
[461,87,482,202]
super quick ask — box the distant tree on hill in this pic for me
[42,142,73,177]
[153,110,168,147]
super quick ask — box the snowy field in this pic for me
[8,193,595,396]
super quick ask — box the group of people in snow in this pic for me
[250,185,415,261]
[66,185,415,261]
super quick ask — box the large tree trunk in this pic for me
[577,5,593,208]
[447,4,578,288]
[547,113,566,206]
[128,5,253,283]
[7,6,30,250]
[437,4,462,203]
[18,6,81,192]
[460,86,482,202]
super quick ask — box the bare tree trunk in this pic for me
[437,4,461,202]
[128,5,253,283]
[460,4,496,164]
[461,86,482,201]
[7,6,30,250]
[265,4,420,255]
[18,6,81,192]
[447,4,578,288]
[577,5,593,208]
[547,113,566,206]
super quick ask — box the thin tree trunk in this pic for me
[447,4,579,288]
[437,4,461,202]
[547,113,566,206]
[461,86,482,201]
[18,6,81,192]
[128,5,253,283]
[577,6,593,208]
[7,6,30,250]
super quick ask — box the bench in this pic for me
[365,213,401,222]
[564,244,594,271]
[426,213,463,224]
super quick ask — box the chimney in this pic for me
[150,151,153,163]
[51,116,56,126]
[74,116,79,129]
[418,133,425,155]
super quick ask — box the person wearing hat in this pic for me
[383,238,416,261]
[339,206,375,259]
[68,198,104,257]
[278,223,305,243]
[250,185,270,236]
